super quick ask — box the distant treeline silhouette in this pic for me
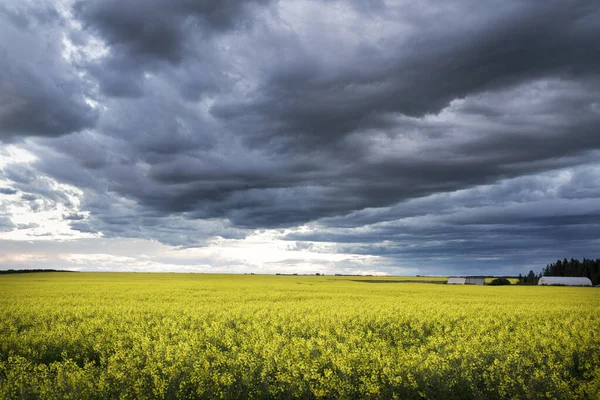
[0,269,75,274]
[520,258,600,286]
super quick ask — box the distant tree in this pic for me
[489,277,511,286]
[555,259,563,276]
[543,265,550,276]
[526,270,536,285]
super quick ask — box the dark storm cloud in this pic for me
[283,166,600,273]
[0,188,17,195]
[0,3,97,141]
[77,0,599,228]
[75,0,273,60]
[211,1,600,145]
[2,0,600,272]
[65,192,248,246]
[74,0,274,98]
[64,213,86,220]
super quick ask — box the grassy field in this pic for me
[1,273,599,399]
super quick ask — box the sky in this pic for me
[1,0,599,276]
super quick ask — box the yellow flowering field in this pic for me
[1,273,599,399]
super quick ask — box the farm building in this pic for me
[538,277,592,286]
[447,277,485,285]
[466,277,485,285]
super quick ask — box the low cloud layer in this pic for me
[1,0,599,274]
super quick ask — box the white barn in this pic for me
[538,277,592,286]
[447,277,485,285]
[465,277,485,285]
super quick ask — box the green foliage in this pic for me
[489,278,512,286]
[1,273,599,399]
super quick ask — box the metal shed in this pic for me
[465,277,485,285]
[447,277,485,285]
[538,277,592,286]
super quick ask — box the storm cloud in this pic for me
[1,0,599,273]
[0,2,97,140]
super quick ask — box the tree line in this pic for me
[0,269,74,274]
[519,258,600,286]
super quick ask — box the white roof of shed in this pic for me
[538,276,592,286]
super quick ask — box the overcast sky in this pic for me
[1,0,599,275]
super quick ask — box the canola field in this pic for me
[1,273,599,399]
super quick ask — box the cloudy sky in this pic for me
[1,0,599,275]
